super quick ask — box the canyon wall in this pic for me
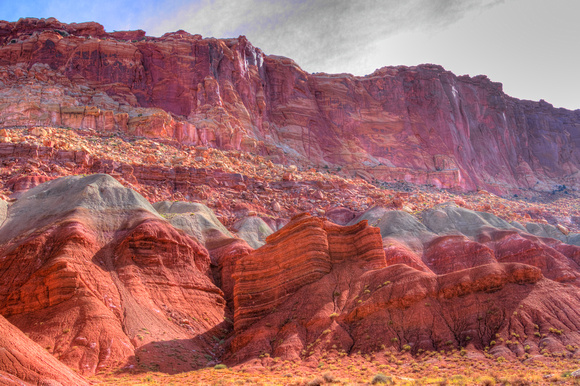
[0,17,579,194]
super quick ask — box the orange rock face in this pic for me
[227,204,580,364]
[0,175,226,375]
[0,314,89,385]
[232,213,385,332]
[1,18,579,194]
[1,17,580,381]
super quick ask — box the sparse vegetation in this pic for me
[88,349,580,385]
[371,373,393,384]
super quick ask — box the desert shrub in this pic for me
[371,373,393,385]
[214,364,227,370]
[305,377,324,386]
[322,372,337,383]
[506,378,531,386]
[450,374,466,385]
[477,375,495,385]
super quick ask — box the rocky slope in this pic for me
[0,175,228,377]
[1,126,578,234]
[1,16,580,385]
[228,206,580,364]
[1,18,579,195]
[0,174,579,384]
[0,314,88,385]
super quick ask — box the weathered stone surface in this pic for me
[490,231,579,284]
[227,203,580,363]
[422,203,516,238]
[348,204,580,283]
[232,213,385,332]
[5,175,52,197]
[153,200,234,250]
[0,199,7,225]
[325,206,358,225]
[152,200,253,303]
[231,216,273,249]
[524,222,568,242]
[0,175,226,375]
[351,207,435,253]
[0,314,89,385]
[0,18,578,194]
[569,233,580,246]
[422,235,496,275]
[0,174,159,244]
[227,226,580,364]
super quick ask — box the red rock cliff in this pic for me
[0,18,579,194]
[232,213,385,332]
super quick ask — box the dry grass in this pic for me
[89,350,580,385]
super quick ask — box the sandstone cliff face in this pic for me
[0,175,226,375]
[228,204,580,364]
[0,314,89,385]
[1,18,579,194]
[232,214,385,332]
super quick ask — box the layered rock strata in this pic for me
[0,175,226,375]
[0,315,89,385]
[153,200,253,302]
[1,18,579,194]
[228,204,580,364]
[232,213,385,331]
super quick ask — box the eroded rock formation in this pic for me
[1,18,579,194]
[232,213,385,332]
[1,16,580,383]
[0,314,89,385]
[0,175,226,375]
[153,200,254,302]
[0,173,579,382]
[227,204,580,364]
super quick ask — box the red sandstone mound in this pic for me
[0,18,579,194]
[232,213,386,332]
[0,314,89,385]
[0,174,227,375]
[1,173,580,376]
[227,210,580,364]
[420,203,580,284]
[349,203,580,282]
[153,200,253,303]
[1,15,580,380]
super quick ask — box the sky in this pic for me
[2,0,579,110]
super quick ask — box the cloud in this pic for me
[145,0,504,75]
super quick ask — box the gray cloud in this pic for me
[146,0,504,75]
